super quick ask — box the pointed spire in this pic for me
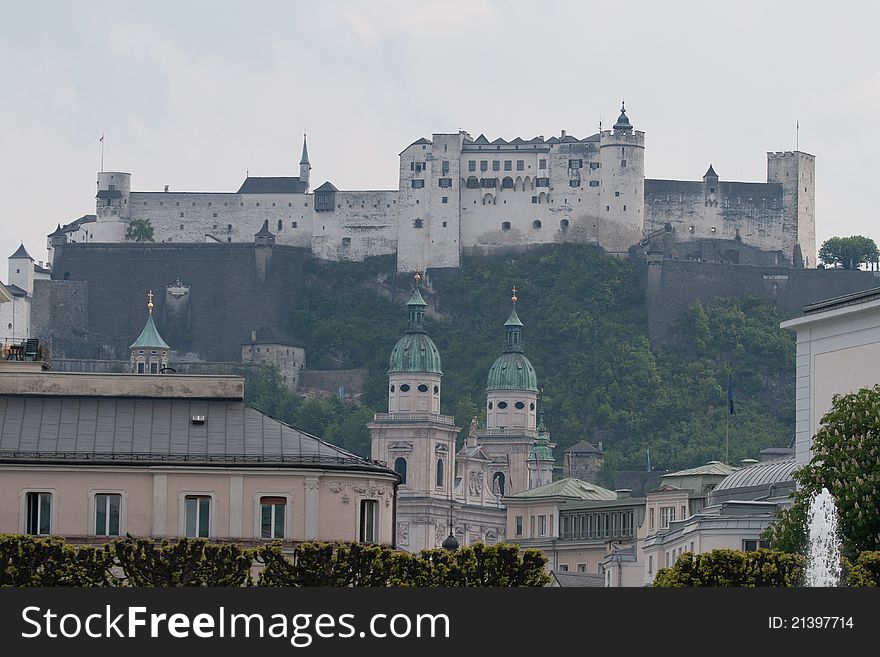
[300,133,310,166]
[405,269,427,333]
[504,285,524,352]
[130,290,170,349]
[613,101,633,132]
[703,164,718,180]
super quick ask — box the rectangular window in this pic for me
[481,178,496,188]
[411,179,425,188]
[615,191,620,197]
[569,159,582,169]
[95,493,121,536]
[558,564,569,572]
[648,555,653,573]
[536,178,550,187]
[530,515,535,537]
[492,161,500,171]
[480,160,488,172]
[576,564,586,573]
[621,160,627,167]
[150,362,158,374]
[515,516,523,537]
[441,199,448,206]
[538,515,547,536]
[681,505,686,520]
[504,160,512,171]
[531,196,538,203]
[438,178,452,188]
[516,160,524,171]
[185,495,210,538]
[590,162,600,169]
[660,506,676,529]
[260,496,286,539]
[468,161,476,172]
[360,499,378,543]
[569,179,579,187]
[26,492,51,535]
[442,160,450,174]
[649,507,655,530]
[589,180,599,187]
[137,362,145,374]
[538,159,546,169]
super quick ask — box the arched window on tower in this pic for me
[394,457,408,485]
[436,458,445,488]
[493,472,506,496]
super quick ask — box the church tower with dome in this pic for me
[476,288,543,496]
[369,273,507,552]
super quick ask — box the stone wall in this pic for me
[646,258,880,340]
[36,243,309,362]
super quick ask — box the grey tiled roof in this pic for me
[9,244,33,260]
[551,571,605,587]
[236,177,306,194]
[96,189,123,199]
[243,326,302,348]
[0,396,389,471]
[713,458,797,492]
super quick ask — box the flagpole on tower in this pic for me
[100,133,104,172]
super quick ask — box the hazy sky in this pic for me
[1,0,877,267]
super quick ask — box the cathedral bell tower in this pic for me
[368,271,459,552]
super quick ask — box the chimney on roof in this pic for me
[251,330,256,342]
[164,185,169,192]
[615,489,632,499]
[598,441,603,452]
[561,129,566,139]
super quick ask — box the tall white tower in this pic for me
[598,103,645,252]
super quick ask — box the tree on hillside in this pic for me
[818,235,878,270]
[125,218,155,243]
[764,384,880,558]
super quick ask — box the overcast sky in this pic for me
[1,0,877,267]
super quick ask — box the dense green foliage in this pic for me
[270,245,794,474]
[0,535,548,587]
[818,235,878,269]
[845,551,880,587]
[764,385,880,559]
[652,549,805,587]
[124,218,155,243]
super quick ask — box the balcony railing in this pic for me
[372,412,456,426]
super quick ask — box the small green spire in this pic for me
[300,134,310,166]
[529,409,554,461]
[406,270,427,333]
[504,286,524,353]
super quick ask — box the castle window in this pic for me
[442,221,447,227]
[539,159,547,169]
[192,202,196,206]
[417,384,429,392]
[434,385,439,394]
[501,177,514,189]
[439,178,452,188]
[400,384,411,392]
[390,384,395,393]
[394,458,408,485]
[208,202,212,207]
[516,160,524,171]
[501,222,511,232]
[441,199,448,207]
[623,205,626,211]
[569,179,579,187]
[492,161,500,171]
[536,178,549,187]
[272,202,276,207]
[488,402,493,409]
[411,179,425,188]
[615,191,620,197]
[468,161,476,172]
[213,213,218,218]
[179,224,184,230]
[481,178,496,188]
[436,459,444,488]
[710,227,716,233]
[227,237,232,242]
[150,362,158,374]
[530,402,535,410]
[480,161,488,172]
[213,224,217,229]
[504,160,512,171]
[532,196,538,203]
[466,176,480,189]
[180,212,184,218]
[137,362,145,374]
[589,180,599,187]
[256,202,260,207]
[413,218,423,228]
[569,159,582,169]
[606,206,610,211]
[532,220,542,230]
[442,160,450,174]
[515,401,525,409]
[342,237,351,247]
[497,401,508,409]
[293,221,298,228]
[621,160,627,167]
[710,187,715,193]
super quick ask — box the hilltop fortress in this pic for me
[49,104,816,272]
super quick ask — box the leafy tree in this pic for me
[818,235,878,270]
[653,549,805,587]
[764,385,880,559]
[125,218,155,242]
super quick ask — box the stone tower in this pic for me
[598,103,645,252]
[476,288,539,496]
[369,271,459,551]
[93,171,130,242]
[300,134,311,192]
[129,290,171,374]
[527,411,555,489]
[8,244,34,296]
[767,150,816,267]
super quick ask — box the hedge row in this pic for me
[0,535,550,587]
[653,548,880,587]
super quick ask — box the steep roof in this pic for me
[0,395,389,472]
[4,284,27,297]
[550,571,605,588]
[704,164,718,179]
[0,283,12,304]
[9,244,33,260]
[236,176,307,194]
[313,181,339,192]
[243,326,303,348]
[564,440,603,455]
[506,477,617,501]
[130,314,170,350]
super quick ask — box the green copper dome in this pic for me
[388,282,442,375]
[486,305,538,392]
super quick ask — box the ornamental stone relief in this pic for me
[397,522,410,546]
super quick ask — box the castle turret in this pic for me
[130,290,171,374]
[767,150,816,267]
[94,171,131,242]
[527,411,555,489]
[8,244,34,296]
[599,102,645,252]
[300,134,311,192]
